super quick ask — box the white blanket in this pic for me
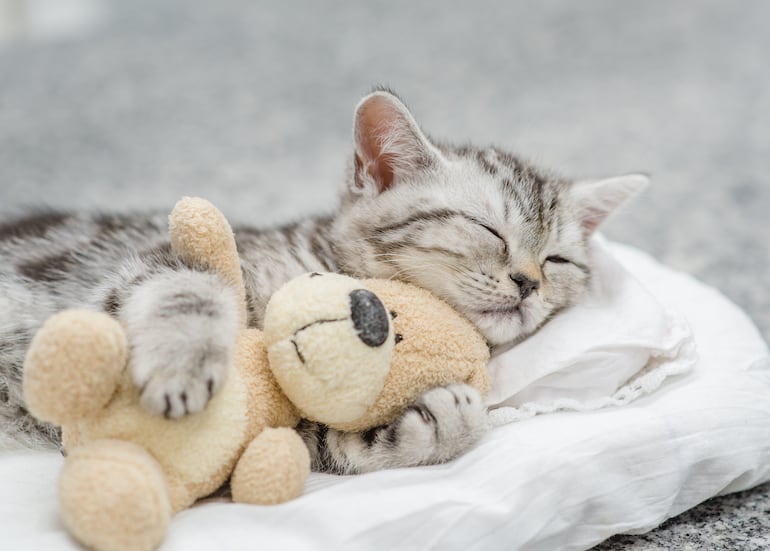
[488,236,696,423]
[4,241,770,551]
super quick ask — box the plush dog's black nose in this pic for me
[349,289,390,347]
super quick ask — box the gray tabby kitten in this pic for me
[0,89,647,474]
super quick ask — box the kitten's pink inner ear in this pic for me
[580,207,608,233]
[354,92,437,194]
[572,174,650,235]
[354,97,401,192]
[354,152,395,192]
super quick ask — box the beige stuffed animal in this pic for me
[22,197,489,551]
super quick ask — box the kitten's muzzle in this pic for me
[510,273,540,300]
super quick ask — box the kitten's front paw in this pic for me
[121,270,240,419]
[133,343,230,418]
[397,384,488,463]
[322,383,488,474]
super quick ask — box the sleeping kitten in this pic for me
[0,89,647,473]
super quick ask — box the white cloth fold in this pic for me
[487,236,696,425]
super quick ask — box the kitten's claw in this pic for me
[135,348,229,419]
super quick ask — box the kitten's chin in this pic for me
[465,308,530,347]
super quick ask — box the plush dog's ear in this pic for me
[569,174,649,234]
[352,90,442,195]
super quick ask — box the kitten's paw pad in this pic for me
[134,348,229,419]
[396,384,488,461]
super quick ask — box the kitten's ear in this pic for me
[569,173,649,234]
[353,90,441,194]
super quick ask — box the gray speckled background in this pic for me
[1,0,768,548]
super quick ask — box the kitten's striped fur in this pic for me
[0,89,646,473]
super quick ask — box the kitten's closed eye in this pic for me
[544,255,590,275]
[478,223,504,243]
[471,219,508,253]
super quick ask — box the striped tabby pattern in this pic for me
[0,89,646,473]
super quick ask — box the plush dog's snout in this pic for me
[349,289,389,347]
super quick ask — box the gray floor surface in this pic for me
[1,1,768,548]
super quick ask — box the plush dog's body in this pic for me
[22,197,490,551]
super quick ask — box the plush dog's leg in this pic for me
[59,439,172,551]
[231,427,311,505]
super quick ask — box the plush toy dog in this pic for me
[22,198,489,551]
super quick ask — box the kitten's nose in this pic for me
[349,289,390,347]
[510,273,540,300]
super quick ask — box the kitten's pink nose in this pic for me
[510,273,540,300]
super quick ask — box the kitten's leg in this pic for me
[120,269,240,418]
[298,384,488,475]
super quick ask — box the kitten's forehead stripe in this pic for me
[548,195,559,214]
[476,149,499,176]
[373,209,462,235]
[411,245,464,259]
[501,178,528,216]
[368,234,465,261]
